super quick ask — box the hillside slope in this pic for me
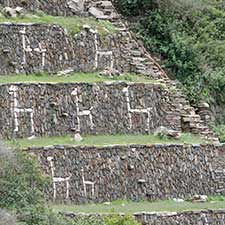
[116,0,225,128]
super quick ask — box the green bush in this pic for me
[104,215,140,225]
[0,142,74,225]
[115,0,153,16]
[213,125,225,142]
[124,0,225,112]
[70,215,141,225]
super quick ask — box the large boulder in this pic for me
[154,126,181,139]
[67,0,84,13]
[2,6,25,18]
[88,6,107,19]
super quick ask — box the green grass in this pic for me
[0,72,155,84]
[52,199,225,214]
[0,12,117,36]
[6,133,206,149]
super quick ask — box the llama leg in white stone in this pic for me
[71,89,94,131]
[9,85,35,137]
[53,181,57,199]
[66,180,70,200]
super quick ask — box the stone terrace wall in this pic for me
[0,0,111,17]
[63,210,225,225]
[0,23,132,75]
[0,82,182,139]
[27,144,225,203]
[135,210,225,225]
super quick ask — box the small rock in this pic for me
[173,198,185,203]
[154,126,181,139]
[100,68,121,77]
[103,202,111,205]
[2,6,25,18]
[74,132,83,142]
[138,179,146,184]
[128,164,134,170]
[27,135,36,140]
[190,195,208,203]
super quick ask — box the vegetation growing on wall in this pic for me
[116,0,225,118]
[0,11,117,36]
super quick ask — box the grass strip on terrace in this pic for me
[6,133,206,149]
[0,11,117,36]
[0,72,156,84]
[52,197,225,214]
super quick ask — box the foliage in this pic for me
[71,215,104,225]
[119,0,225,120]
[0,142,75,225]
[213,125,225,142]
[115,0,154,16]
[104,215,140,225]
[208,195,225,202]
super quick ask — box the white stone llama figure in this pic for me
[20,27,47,69]
[71,88,94,131]
[122,86,152,133]
[9,85,35,139]
[81,168,95,197]
[92,29,114,70]
[47,156,72,200]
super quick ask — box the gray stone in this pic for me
[88,7,105,19]
[67,0,84,13]
[74,133,83,142]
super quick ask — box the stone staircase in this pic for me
[84,0,218,142]
[0,0,218,142]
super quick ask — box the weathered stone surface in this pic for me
[0,82,182,139]
[89,7,103,18]
[0,0,119,17]
[67,0,84,13]
[27,144,225,203]
[63,210,225,225]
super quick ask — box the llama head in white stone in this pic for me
[122,87,129,93]
[71,88,78,96]
[9,85,18,92]
[47,156,54,162]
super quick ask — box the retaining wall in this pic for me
[0,0,109,16]
[62,210,225,225]
[27,144,225,203]
[0,23,132,75]
[0,82,182,139]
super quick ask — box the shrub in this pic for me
[104,215,141,225]
[125,0,225,112]
[213,125,225,143]
[0,142,53,224]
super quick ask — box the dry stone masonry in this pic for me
[0,0,223,216]
[63,210,225,225]
[0,81,217,141]
[27,144,225,203]
[0,82,184,139]
[0,24,123,74]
